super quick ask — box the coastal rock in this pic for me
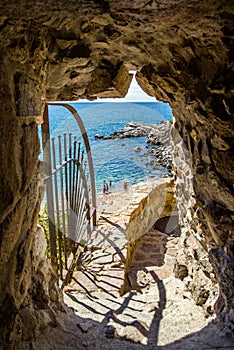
[101,122,154,139]
[145,121,173,175]
[95,134,104,139]
[100,120,173,176]
[146,121,171,146]
[102,120,172,142]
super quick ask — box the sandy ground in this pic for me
[96,178,170,220]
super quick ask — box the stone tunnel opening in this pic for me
[0,2,234,348]
[38,69,222,347]
[38,71,179,285]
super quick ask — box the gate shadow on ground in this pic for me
[64,290,232,350]
[64,217,233,349]
[65,223,169,347]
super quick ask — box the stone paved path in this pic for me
[62,188,234,349]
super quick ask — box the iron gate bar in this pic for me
[74,159,90,238]
[47,102,97,227]
[51,137,63,279]
[41,104,58,273]
[58,135,68,269]
[63,132,70,267]
[43,157,88,280]
[71,136,77,208]
[43,148,92,279]
[69,133,72,210]
[76,152,85,219]
[41,102,97,284]
[74,142,81,213]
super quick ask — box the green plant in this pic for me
[38,207,50,258]
[38,207,86,283]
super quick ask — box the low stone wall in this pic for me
[120,178,177,295]
[126,178,176,243]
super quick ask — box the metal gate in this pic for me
[41,103,96,285]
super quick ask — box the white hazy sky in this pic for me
[127,75,155,101]
[98,72,156,102]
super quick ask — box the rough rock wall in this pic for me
[0,22,63,348]
[0,0,233,346]
[172,126,219,314]
[134,3,234,334]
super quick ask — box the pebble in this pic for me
[104,325,117,338]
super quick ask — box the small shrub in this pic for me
[38,207,50,258]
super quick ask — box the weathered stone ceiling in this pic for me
[0,0,233,242]
[0,0,221,18]
[1,0,233,103]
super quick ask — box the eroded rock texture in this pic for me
[0,0,233,347]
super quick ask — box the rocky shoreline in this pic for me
[95,121,155,140]
[144,120,173,174]
[95,120,173,176]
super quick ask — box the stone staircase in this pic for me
[62,182,233,349]
[63,218,182,345]
[62,216,229,349]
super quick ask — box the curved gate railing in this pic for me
[41,103,96,285]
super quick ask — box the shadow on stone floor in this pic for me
[60,216,233,350]
[65,268,173,347]
[58,256,234,347]
[64,217,180,343]
[31,298,233,350]
[87,319,234,350]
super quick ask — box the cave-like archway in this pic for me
[0,1,233,347]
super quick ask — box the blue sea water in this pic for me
[41,101,172,193]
